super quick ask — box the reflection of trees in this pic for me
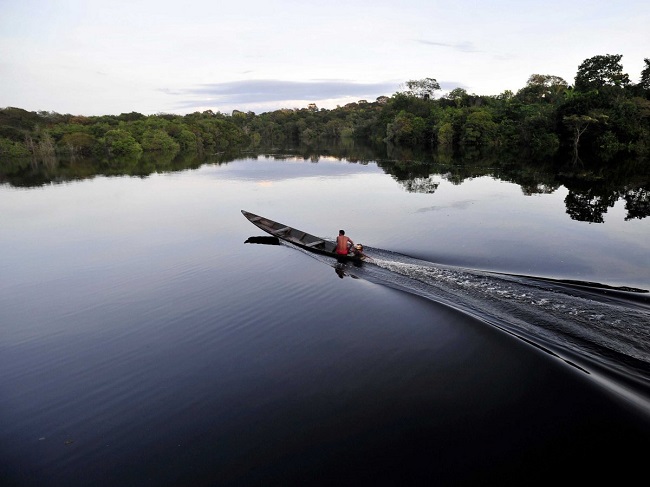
[563,183,650,223]
[564,189,617,223]
[400,177,440,194]
[559,164,650,222]
[624,187,649,221]
[497,163,561,196]
[520,182,560,195]
[0,150,241,187]
[1,141,648,223]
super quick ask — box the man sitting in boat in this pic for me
[336,230,354,256]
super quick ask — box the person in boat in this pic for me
[335,229,355,256]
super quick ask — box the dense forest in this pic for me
[1,54,649,170]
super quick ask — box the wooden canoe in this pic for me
[241,210,365,261]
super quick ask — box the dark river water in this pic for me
[1,151,649,486]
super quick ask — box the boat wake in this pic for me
[291,243,650,410]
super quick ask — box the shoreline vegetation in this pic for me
[1,55,649,212]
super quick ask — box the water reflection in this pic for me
[1,142,648,222]
[559,173,649,223]
[244,236,281,246]
[334,265,346,279]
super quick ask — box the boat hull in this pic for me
[241,210,364,261]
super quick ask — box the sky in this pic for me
[1,0,648,116]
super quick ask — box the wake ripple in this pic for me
[367,251,649,377]
[286,241,650,406]
[311,248,649,407]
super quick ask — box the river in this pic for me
[1,148,649,485]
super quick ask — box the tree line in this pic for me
[1,54,649,168]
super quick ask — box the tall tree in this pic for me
[401,78,441,99]
[574,54,630,92]
[562,113,607,165]
[638,58,650,96]
[516,74,568,103]
[444,88,469,107]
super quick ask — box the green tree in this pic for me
[437,122,454,150]
[574,54,630,92]
[444,88,469,107]
[175,128,199,152]
[117,112,146,122]
[516,74,568,104]
[461,109,497,147]
[141,129,180,153]
[104,129,143,156]
[0,137,30,157]
[385,111,426,145]
[562,113,607,165]
[59,132,99,155]
[401,78,441,99]
[638,58,650,97]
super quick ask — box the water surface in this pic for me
[1,153,649,486]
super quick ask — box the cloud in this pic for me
[438,81,469,92]
[165,79,400,109]
[417,39,481,53]
[161,78,471,113]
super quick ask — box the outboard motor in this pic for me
[352,243,365,258]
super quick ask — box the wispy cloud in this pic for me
[162,78,469,112]
[417,39,481,53]
[166,79,400,105]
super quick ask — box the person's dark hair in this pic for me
[339,230,345,235]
